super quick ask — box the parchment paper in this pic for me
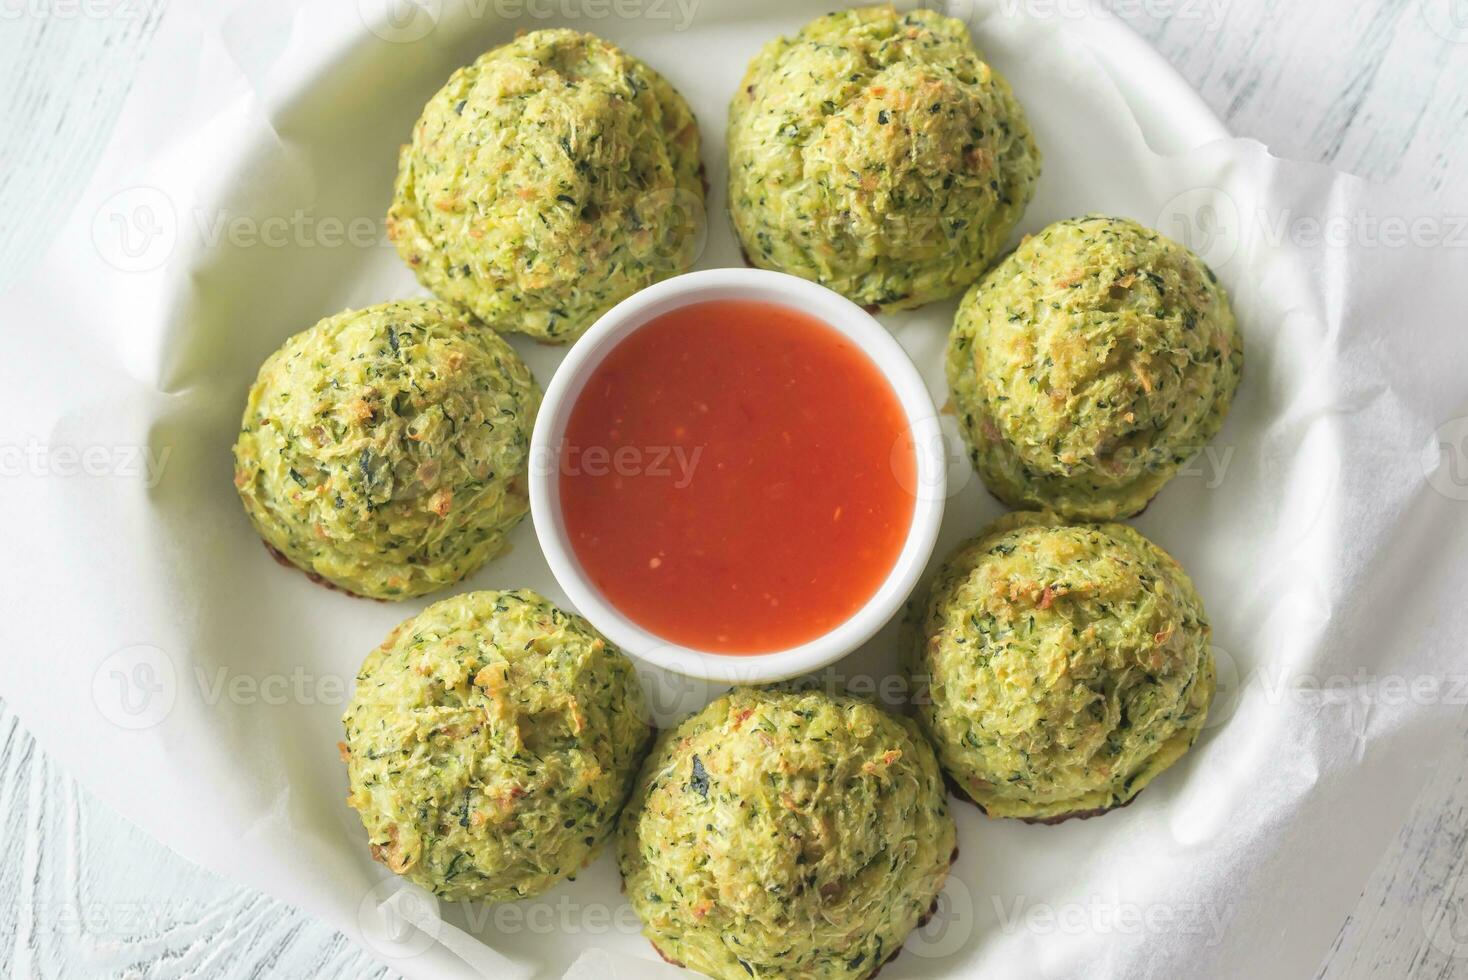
[2,1,1467,977]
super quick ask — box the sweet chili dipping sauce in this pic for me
[559,300,916,654]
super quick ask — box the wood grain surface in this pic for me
[1,1,1465,977]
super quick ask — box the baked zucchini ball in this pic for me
[619,688,955,980]
[387,29,705,342]
[342,589,652,902]
[232,299,539,600]
[911,512,1215,822]
[947,214,1243,519]
[727,6,1039,311]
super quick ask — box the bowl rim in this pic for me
[528,268,947,684]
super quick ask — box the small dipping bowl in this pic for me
[530,268,945,684]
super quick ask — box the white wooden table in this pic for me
[2,2,1465,977]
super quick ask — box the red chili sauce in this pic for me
[559,300,916,654]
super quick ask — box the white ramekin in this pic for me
[529,268,945,684]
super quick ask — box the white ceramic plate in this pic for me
[74,3,1234,976]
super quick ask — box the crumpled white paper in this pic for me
[2,1,1467,978]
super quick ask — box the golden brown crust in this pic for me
[262,541,382,602]
[945,772,1137,825]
